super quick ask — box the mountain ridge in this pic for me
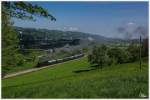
[14,26,127,44]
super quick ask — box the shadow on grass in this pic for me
[3,65,99,89]
[73,65,99,73]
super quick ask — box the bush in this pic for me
[82,47,88,53]
[108,57,117,65]
[88,54,94,64]
[88,45,111,68]
[15,53,24,66]
[107,47,129,64]
[88,43,141,70]
[127,44,139,62]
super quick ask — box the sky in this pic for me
[13,2,148,38]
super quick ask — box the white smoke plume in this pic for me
[117,22,148,39]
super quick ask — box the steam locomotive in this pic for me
[36,54,84,67]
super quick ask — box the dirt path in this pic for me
[3,57,83,79]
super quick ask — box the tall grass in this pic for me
[2,57,148,98]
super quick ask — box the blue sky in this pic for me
[13,2,148,38]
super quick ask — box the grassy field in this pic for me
[3,50,46,74]
[4,50,78,74]
[2,56,148,98]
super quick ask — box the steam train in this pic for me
[36,54,84,67]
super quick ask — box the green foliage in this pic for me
[88,54,94,64]
[3,50,47,74]
[2,3,21,73]
[88,43,144,68]
[2,1,56,74]
[127,43,139,62]
[88,45,110,68]
[2,1,56,21]
[82,47,88,53]
[14,26,91,44]
[107,47,129,64]
[2,57,148,98]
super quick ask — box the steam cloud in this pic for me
[117,22,148,39]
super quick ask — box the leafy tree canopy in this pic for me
[2,1,56,21]
[2,1,56,74]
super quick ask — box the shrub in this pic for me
[127,43,139,62]
[88,43,141,70]
[88,45,111,68]
[82,47,88,53]
[107,47,129,64]
[88,54,94,64]
[15,53,24,66]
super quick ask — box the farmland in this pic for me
[2,56,148,98]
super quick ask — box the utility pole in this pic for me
[139,35,142,70]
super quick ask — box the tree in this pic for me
[127,43,139,62]
[107,47,129,64]
[88,45,110,69]
[96,45,108,68]
[2,2,56,21]
[2,3,20,73]
[88,46,97,65]
[2,1,56,74]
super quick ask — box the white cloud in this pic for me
[59,26,79,31]
[63,27,66,30]
[127,22,136,26]
[126,22,137,32]
[68,27,78,31]
[88,37,94,41]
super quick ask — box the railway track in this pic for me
[3,54,84,79]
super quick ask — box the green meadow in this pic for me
[2,56,148,98]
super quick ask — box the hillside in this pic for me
[2,56,148,98]
[14,27,127,46]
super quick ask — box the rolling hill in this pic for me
[14,26,127,46]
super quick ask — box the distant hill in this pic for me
[14,27,127,45]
